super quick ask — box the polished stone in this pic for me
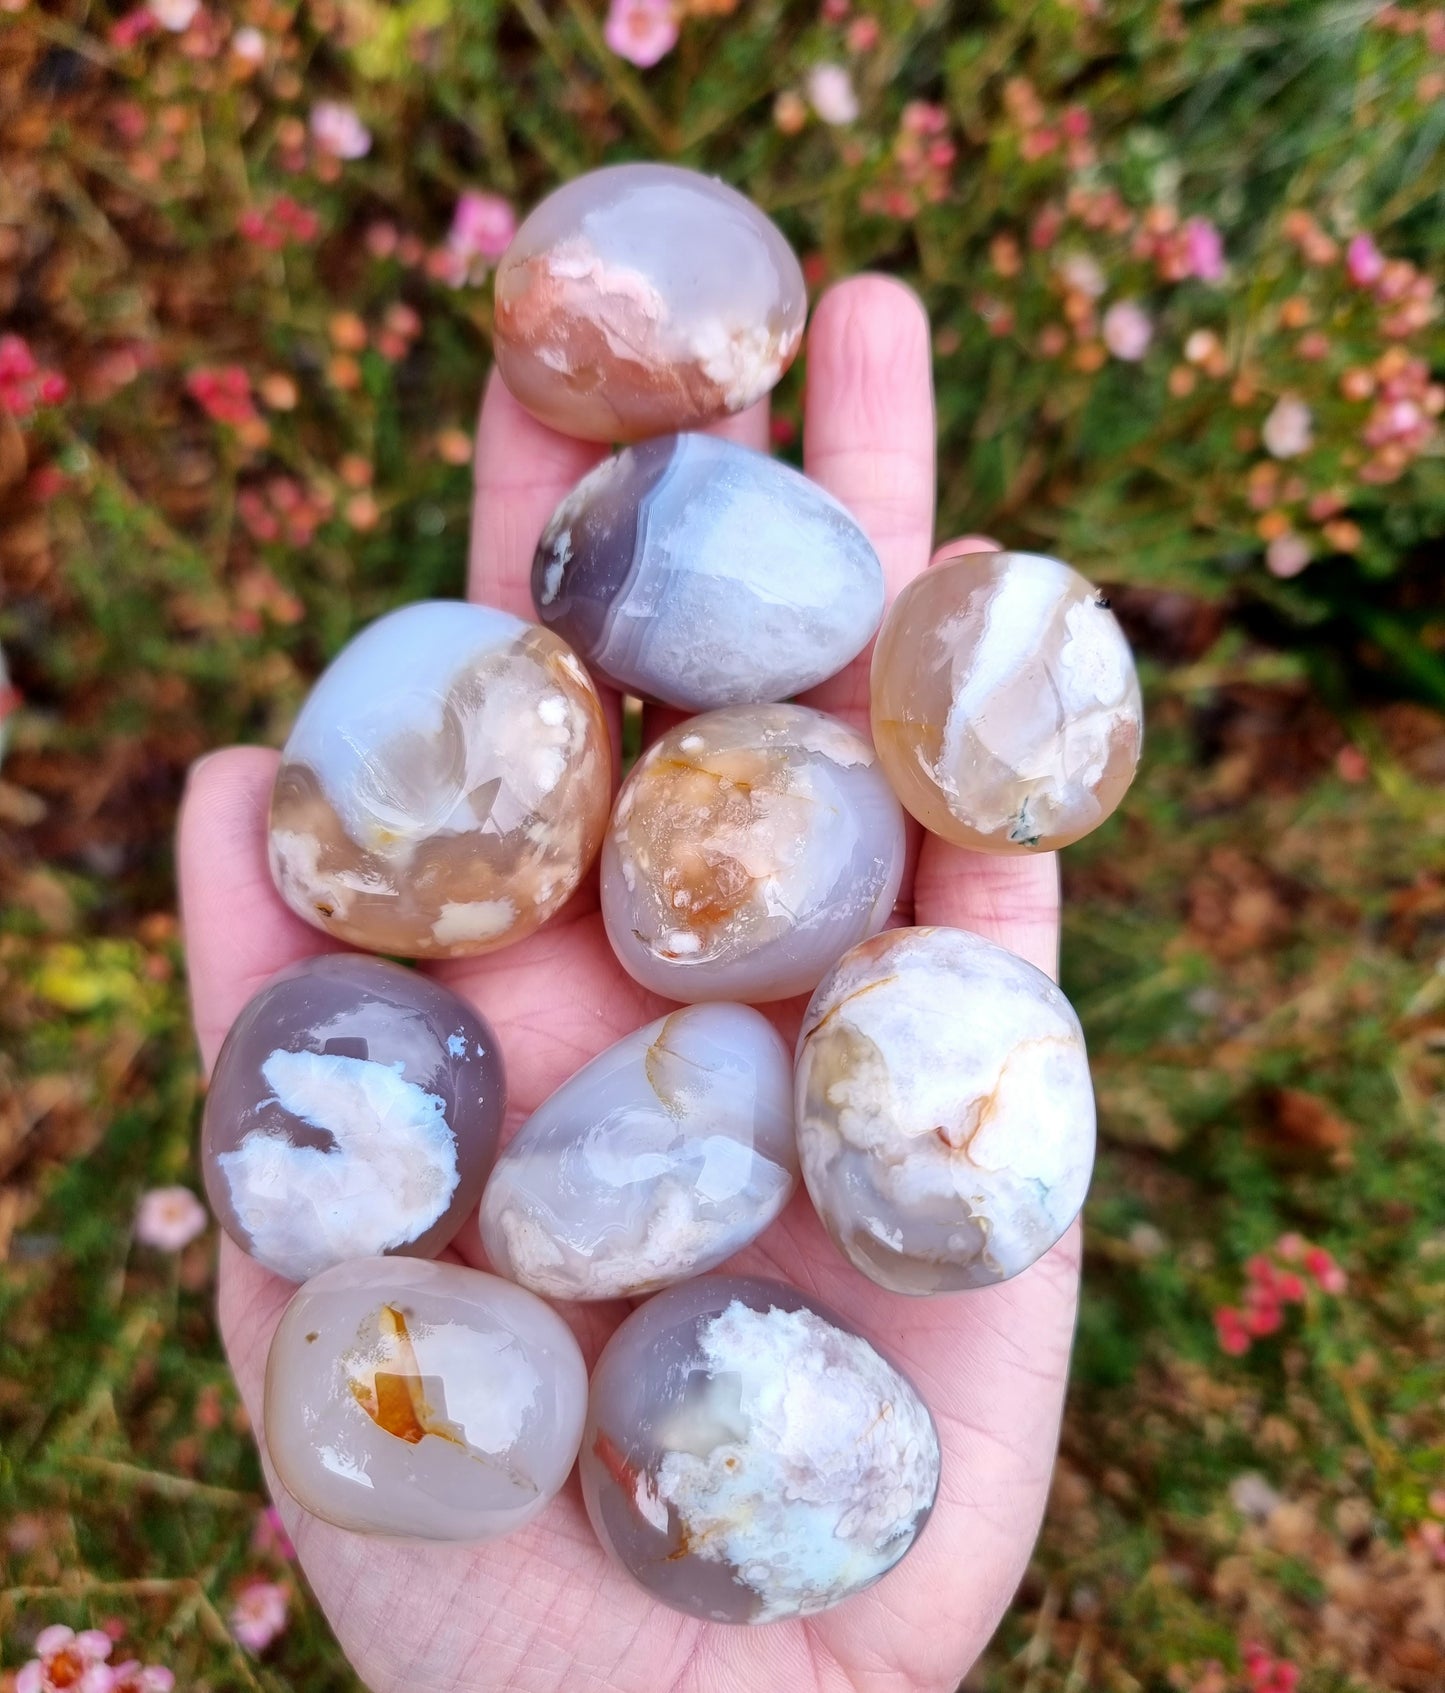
[796,926,1096,1293]
[494,164,806,442]
[269,601,610,958]
[531,434,883,710]
[265,1257,587,1541]
[871,551,1143,852]
[601,705,906,1003]
[579,1275,939,1622]
[202,955,504,1284]
[479,1004,795,1300]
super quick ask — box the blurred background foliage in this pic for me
[1,0,1443,1689]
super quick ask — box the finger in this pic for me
[914,844,1061,980]
[801,274,936,728]
[468,370,605,617]
[177,747,341,1073]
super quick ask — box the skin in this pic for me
[178,275,1079,1693]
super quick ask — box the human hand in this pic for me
[178,274,1078,1693]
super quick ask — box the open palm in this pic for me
[178,276,1080,1693]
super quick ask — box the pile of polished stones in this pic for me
[204,163,1144,1625]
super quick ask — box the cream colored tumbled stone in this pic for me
[870,551,1142,852]
[493,164,806,442]
[265,1257,587,1541]
[795,926,1096,1293]
[268,601,610,959]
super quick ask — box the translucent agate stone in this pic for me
[531,435,883,710]
[493,164,806,442]
[202,955,504,1284]
[479,1005,795,1300]
[601,706,906,1004]
[870,551,1143,852]
[796,927,1096,1294]
[266,1257,587,1542]
[580,1276,940,1623]
[268,601,610,958]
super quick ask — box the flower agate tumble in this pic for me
[531,435,884,710]
[493,164,806,442]
[479,1005,795,1299]
[266,1258,587,1541]
[601,706,906,1003]
[580,1276,940,1622]
[796,927,1096,1294]
[269,601,610,958]
[202,955,504,1283]
[871,551,1143,852]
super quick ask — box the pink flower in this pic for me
[251,1505,296,1562]
[135,1186,208,1251]
[1262,395,1313,458]
[1102,299,1153,361]
[309,101,371,161]
[1346,233,1386,287]
[807,62,859,125]
[447,190,517,275]
[230,23,264,62]
[110,1664,176,1693]
[1304,1245,1347,1294]
[1214,1305,1251,1356]
[17,1627,114,1693]
[109,6,158,45]
[1266,534,1311,578]
[230,1581,289,1653]
[1182,216,1226,281]
[602,0,677,66]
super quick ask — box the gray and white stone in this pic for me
[202,955,505,1284]
[479,1005,796,1300]
[580,1275,940,1622]
[795,926,1096,1293]
[532,435,884,710]
[601,704,906,1004]
[265,1257,587,1542]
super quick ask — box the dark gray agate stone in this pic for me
[531,434,885,710]
[202,954,505,1283]
[579,1275,940,1624]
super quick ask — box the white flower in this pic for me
[149,0,199,29]
[1102,299,1153,361]
[231,25,265,63]
[807,63,859,126]
[1262,395,1313,459]
[1265,533,1311,578]
[135,1186,208,1251]
[1058,252,1106,299]
[310,101,372,161]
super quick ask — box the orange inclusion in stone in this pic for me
[349,1304,463,1446]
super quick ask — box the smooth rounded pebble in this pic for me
[202,955,504,1284]
[479,1004,796,1300]
[268,600,610,958]
[265,1258,587,1542]
[601,705,906,1004]
[531,434,883,710]
[795,926,1096,1293]
[871,550,1143,852]
[493,164,806,442]
[580,1275,940,1622]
